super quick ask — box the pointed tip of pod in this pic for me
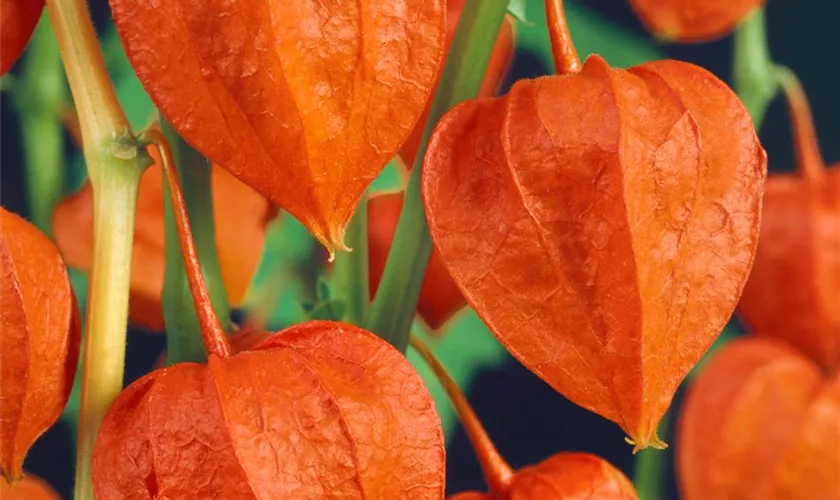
[625,434,669,454]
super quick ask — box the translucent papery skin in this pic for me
[678,337,840,500]
[447,453,638,500]
[92,321,446,500]
[423,54,765,449]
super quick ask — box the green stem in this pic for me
[161,119,230,364]
[15,13,66,235]
[332,189,369,325]
[73,149,149,500]
[365,0,509,352]
[733,8,778,129]
[632,409,673,499]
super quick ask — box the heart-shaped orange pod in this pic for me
[368,192,465,330]
[92,136,445,499]
[738,70,840,370]
[0,208,80,483]
[108,0,446,253]
[0,0,44,75]
[411,337,638,500]
[398,0,515,168]
[423,0,766,450]
[677,337,840,499]
[0,474,60,499]
[53,148,274,331]
[629,0,764,42]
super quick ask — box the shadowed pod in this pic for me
[629,0,765,42]
[0,0,44,75]
[0,208,80,483]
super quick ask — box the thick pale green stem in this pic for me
[632,410,673,500]
[332,190,369,325]
[15,14,66,235]
[161,120,231,364]
[73,153,148,500]
[46,0,148,498]
[733,8,778,128]
[365,0,509,352]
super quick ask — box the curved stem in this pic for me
[141,129,231,360]
[733,8,777,129]
[161,119,231,365]
[544,0,582,74]
[409,335,514,494]
[365,0,509,352]
[777,67,824,183]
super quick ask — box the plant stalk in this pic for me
[160,119,231,364]
[332,190,369,325]
[15,13,66,235]
[544,0,582,74]
[777,67,825,183]
[733,8,778,128]
[410,335,514,494]
[143,129,232,360]
[365,0,509,352]
[632,410,673,500]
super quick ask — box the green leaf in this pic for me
[507,0,531,25]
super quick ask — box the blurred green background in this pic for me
[1,0,836,498]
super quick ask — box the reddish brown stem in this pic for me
[545,0,582,74]
[409,335,514,494]
[778,66,825,183]
[141,128,232,359]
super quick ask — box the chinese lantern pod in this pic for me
[0,208,81,482]
[108,0,447,253]
[93,321,446,499]
[0,474,60,500]
[398,0,515,168]
[53,149,274,331]
[629,0,765,42]
[678,337,840,500]
[368,192,465,330]
[738,70,840,370]
[0,0,44,75]
[448,454,637,500]
[423,54,765,449]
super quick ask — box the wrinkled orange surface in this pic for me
[450,453,637,500]
[678,337,840,500]
[0,208,80,482]
[108,0,446,252]
[629,0,764,42]
[0,473,60,499]
[423,55,766,449]
[368,192,465,330]
[0,0,43,75]
[398,0,515,167]
[93,321,445,499]
[53,149,274,331]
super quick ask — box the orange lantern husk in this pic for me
[629,0,765,42]
[678,337,840,499]
[738,69,840,370]
[0,208,80,483]
[422,0,766,450]
[0,473,60,499]
[0,0,44,75]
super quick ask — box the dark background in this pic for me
[2,1,835,498]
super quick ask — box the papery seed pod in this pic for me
[108,0,447,253]
[738,69,840,370]
[423,53,765,449]
[0,473,60,499]
[92,135,445,499]
[629,0,764,42]
[398,0,516,168]
[368,192,465,330]
[678,337,840,500]
[0,208,80,482]
[0,0,44,75]
[411,337,638,500]
[53,148,274,331]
